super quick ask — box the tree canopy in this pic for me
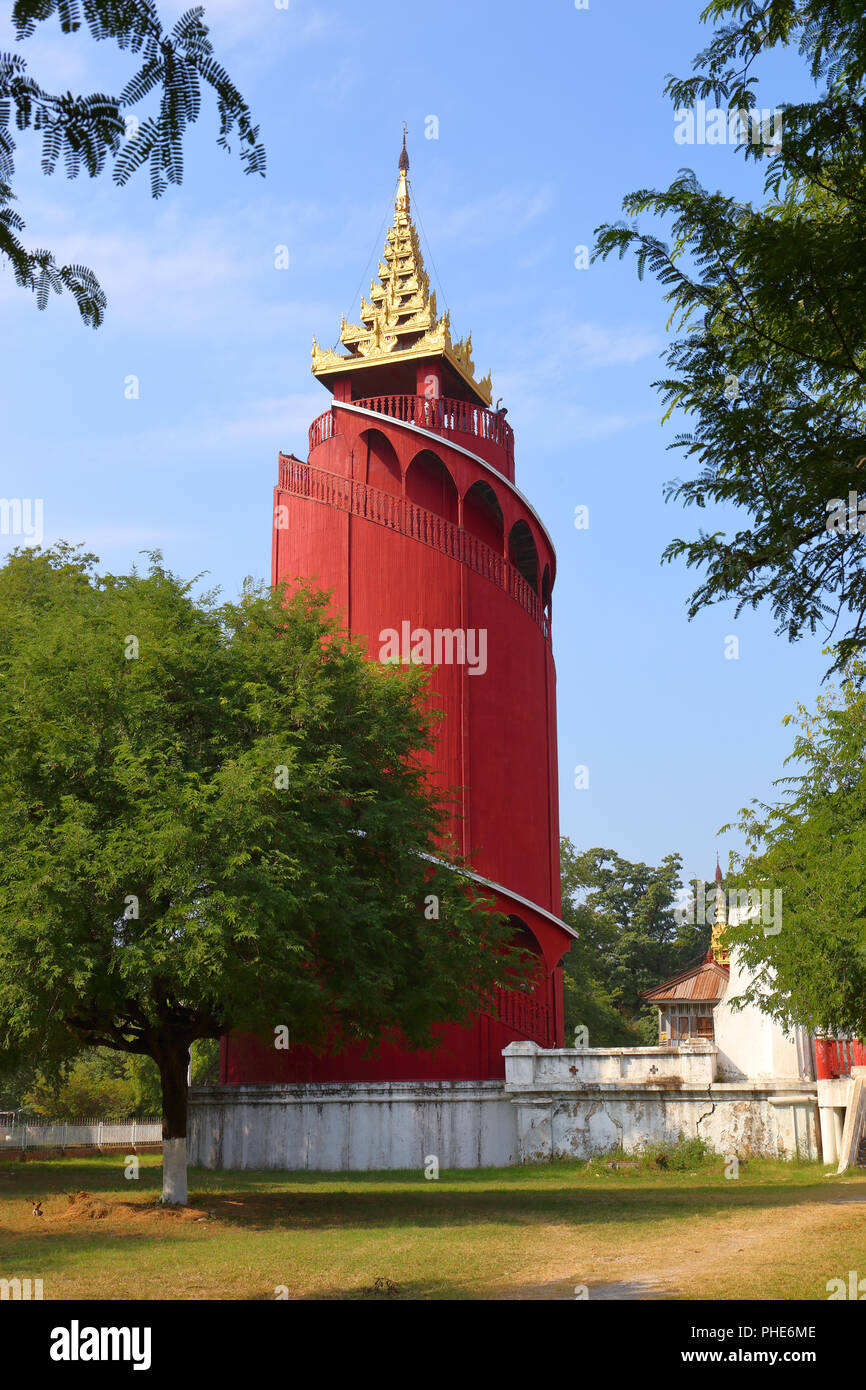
[0,546,518,1199]
[595,0,866,674]
[1,1,265,325]
[725,656,866,1038]
[559,840,711,1044]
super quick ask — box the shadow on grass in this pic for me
[1,1157,863,1237]
[243,1275,681,1301]
[183,1183,861,1232]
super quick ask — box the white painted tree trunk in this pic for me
[162,1137,188,1205]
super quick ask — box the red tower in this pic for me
[222,142,573,1085]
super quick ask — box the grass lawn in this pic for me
[1,1152,864,1300]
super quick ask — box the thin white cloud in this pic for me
[514,398,659,445]
[426,186,555,246]
[174,0,343,48]
[491,312,660,395]
[487,312,662,443]
[0,191,346,338]
[76,394,326,464]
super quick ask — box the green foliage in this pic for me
[595,1,866,672]
[560,839,711,1043]
[0,1052,38,1112]
[21,1048,158,1118]
[121,1052,162,1115]
[725,655,866,1038]
[559,872,641,1047]
[637,1135,712,1171]
[1,2,265,324]
[6,1039,214,1117]
[561,969,639,1047]
[191,1037,219,1087]
[581,1134,714,1176]
[0,544,520,1134]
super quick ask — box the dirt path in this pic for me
[501,1186,866,1301]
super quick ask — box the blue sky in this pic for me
[0,0,829,890]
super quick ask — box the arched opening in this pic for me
[360,428,401,497]
[508,520,538,592]
[492,916,551,1045]
[509,916,544,964]
[463,479,504,553]
[405,450,458,523]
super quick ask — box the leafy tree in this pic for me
[560,840,641,1045]
[18,1041,212,1117]
[0,1050,38,1113]
[595,0,866,674]
[121,1052,163,1116]
[725,657,866,1038]
[1,1,265,324]
[560,840,711,1042]
[23,1048,140,1118]
[0,545,519,1202]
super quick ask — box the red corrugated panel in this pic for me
[641,961,729,1004]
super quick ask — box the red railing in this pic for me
[308,393,514,463]
[486,986,555,1049]
[309,409,336,451]
[815,1037,866,1079]
[278,455,550,639]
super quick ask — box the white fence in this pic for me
[1,1118,162,1151]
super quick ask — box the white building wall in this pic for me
[713,947,813,1082]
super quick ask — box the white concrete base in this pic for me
[510,1085,819,1162]
[161,1137,188,1205]
[504,1044,821,1162]
[188,1082,517,1171]
[188,1060,823,1171]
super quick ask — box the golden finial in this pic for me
[396,125,410,215]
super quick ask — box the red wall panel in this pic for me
[229,398,571,1084]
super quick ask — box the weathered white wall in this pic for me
[714,948,814,1082]
[188,1081,517,1171]
[503,1043,820,1162]
[512,1043,717,1087]
[189,1052,821,1171]
[512,1087,820,1162]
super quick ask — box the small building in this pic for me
[642,859,730,1044]
[642,957,729,1043]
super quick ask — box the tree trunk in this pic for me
[154,1036,191,1206]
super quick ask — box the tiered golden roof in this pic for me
[312,138,492,405]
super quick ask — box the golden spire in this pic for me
[396,123,410,215]
[711,856,730,965]
[311,133,493,405]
